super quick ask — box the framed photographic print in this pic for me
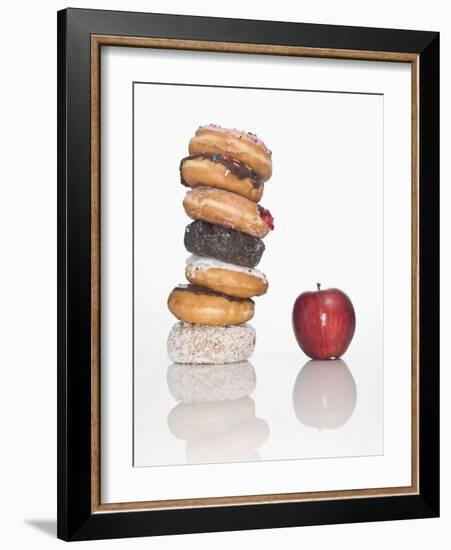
[57,8,439,541]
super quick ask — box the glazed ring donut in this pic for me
[167,322,256,364]
[167,285,254,325]
[189,125,272,181]
[185,221,265,268]
[183,187,274,239]
[185,255,268,298]
[180,154,264,202]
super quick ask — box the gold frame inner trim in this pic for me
[90,35,420,514]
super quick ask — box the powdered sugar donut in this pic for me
[189,124,272,181]
[167,322,256,364]
[167,360,256,401]
[167,284,254,325]
[183,187,274,238]
[185,255,268,298]
[180,153,264,202]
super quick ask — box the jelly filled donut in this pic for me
[183,187,274,239]
[189,124,272,181]
[167,322,256,364]
[184,220,265,268]
[180,153,264,202]
[167,284,254,325]
[185,255,268,298]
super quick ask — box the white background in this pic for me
[132,79,386,467]
[0,0,448,548]
[132,75,386,470]
[103,48,411,502]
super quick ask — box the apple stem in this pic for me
[317,283,321,291]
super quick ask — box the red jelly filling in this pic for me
[258,205,274,231]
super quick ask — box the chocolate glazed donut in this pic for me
[184,220,265,268]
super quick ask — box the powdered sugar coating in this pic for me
[197,124,272,157]
[185,255,267,282]
[167,322,256,364]
[167,360,256,403]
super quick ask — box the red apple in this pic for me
[292,284,356,360]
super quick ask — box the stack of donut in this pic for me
[167,124,274,364]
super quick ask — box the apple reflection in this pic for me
[167,361,269,464]
[293,359,357,430]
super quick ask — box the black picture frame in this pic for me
[57,7,439,542]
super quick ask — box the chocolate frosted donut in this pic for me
[184,220,265,268]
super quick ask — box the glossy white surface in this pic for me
[134,353,378,467]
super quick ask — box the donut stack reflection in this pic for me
[167,124,274,365]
